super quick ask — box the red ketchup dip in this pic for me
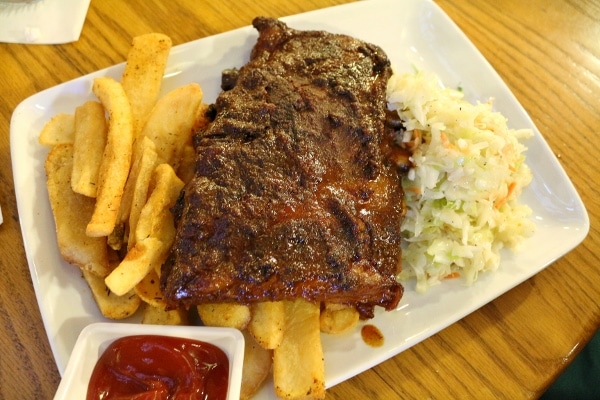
[87,335,229,400]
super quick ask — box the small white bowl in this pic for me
[54,322,245,400]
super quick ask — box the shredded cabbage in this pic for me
[387,70,535,293]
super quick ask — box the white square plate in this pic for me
[11,0,589,398]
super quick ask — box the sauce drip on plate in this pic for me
[361,324,384,347]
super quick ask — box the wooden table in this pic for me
[1,0,598,398]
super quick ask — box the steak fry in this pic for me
[162,17,405,319]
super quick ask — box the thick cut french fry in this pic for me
[108,136,158,251]
[134,269,165,308]
[274,299,325,400]
[86,77,134,237]
[132,163,183,244]
[175,102,211,184]
[127,139,159,250]
[71,101,108,197]
[38,113,75,146]
[105,164,183,295]
[45,144,110,278]
[319,302,360,335]
[249,301,285,350]
[197,303,251,330]
[192,102,212,131]
[82,269,141,320]
[140,83,203,168]
[241,330,273,400]
[141,303,188,326]
[105,237,164,296]
[121,33,172,137]
[176,143,196,184]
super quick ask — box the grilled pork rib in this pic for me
[161,17,405,319]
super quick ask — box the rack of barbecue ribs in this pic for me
[161,17,408,319]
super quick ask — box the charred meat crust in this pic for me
[161,17,404,319]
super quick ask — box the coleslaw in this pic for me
[387,70,535,292]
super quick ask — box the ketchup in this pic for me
[87,335,229,400]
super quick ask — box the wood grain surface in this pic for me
[0,0,598,398]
